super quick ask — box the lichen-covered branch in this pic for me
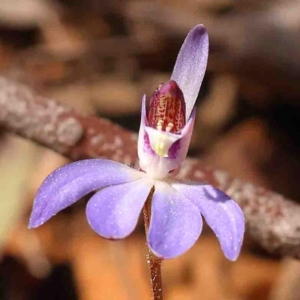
[0,76,300,259]
[0,77,137,163]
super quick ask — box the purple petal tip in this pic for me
[171,24,209,120]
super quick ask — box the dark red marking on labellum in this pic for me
[147,80,186,133]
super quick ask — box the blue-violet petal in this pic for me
[172,182,244,261]
[171,24,209,120]
[29,159,143,228]
[86,179,152,239]
[148,182,202,259]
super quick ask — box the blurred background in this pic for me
[1,0,300,299]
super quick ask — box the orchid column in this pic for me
[29,25,244,300]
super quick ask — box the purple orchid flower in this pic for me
[29,25,244,261]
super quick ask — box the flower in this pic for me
[29,25,244,260]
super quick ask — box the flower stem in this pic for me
[143,189,163,300]
[146,249,163,300]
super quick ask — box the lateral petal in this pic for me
[29,159,144,228]
[148,182,202,259]
[172,182,245,261]
[86,179,152,239]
